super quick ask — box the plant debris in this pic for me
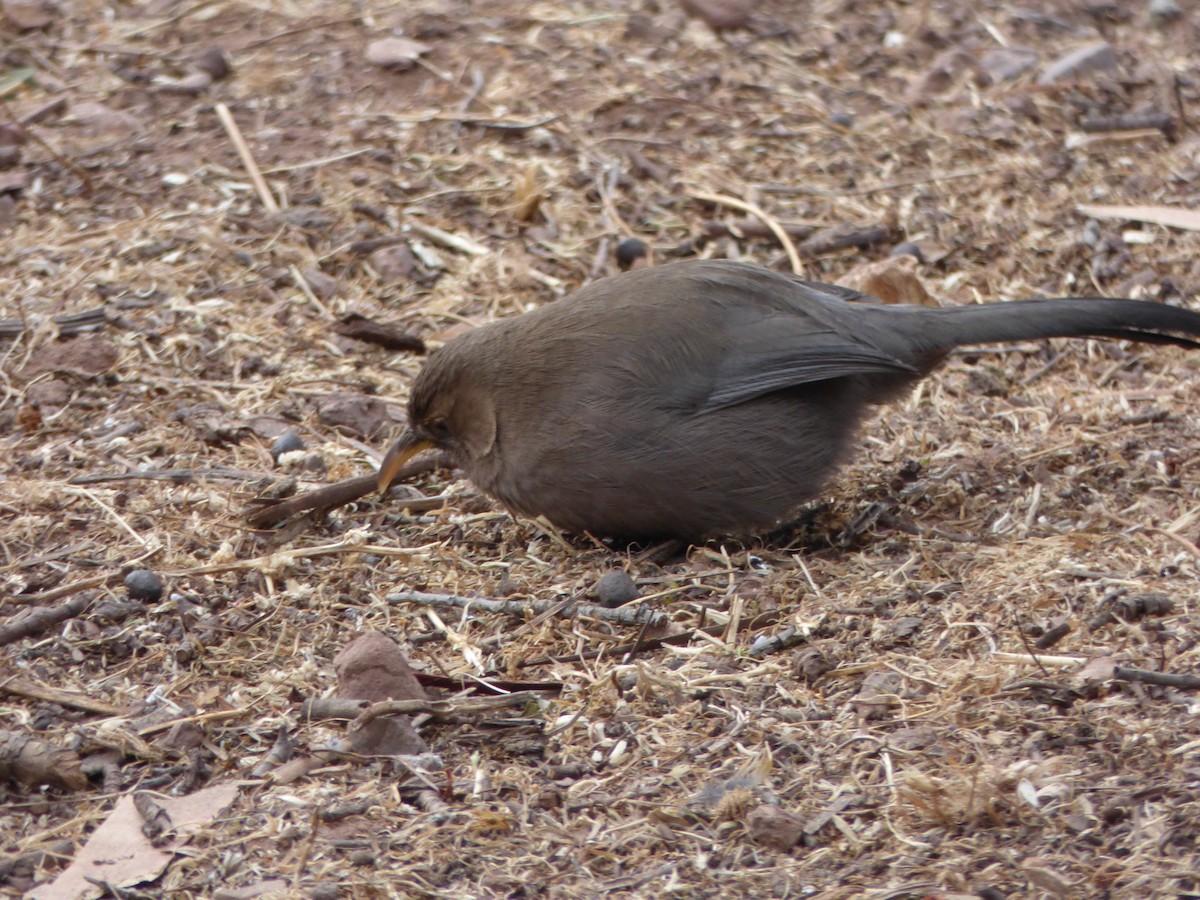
[3,1,1200,897]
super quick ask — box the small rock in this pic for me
[679,0,752,30]
[194,47,232,81]
[125,570,164,603]
[365,37,430,71]
[25,378,70,409]
[335,632,429,756]
[595,570,638,607]
[335,632,428,702]
[69,101,140,134]
[828,112,854,128]
[3,0,56,30]
[745,804,805,851]
[212,880,290,900]
[978,47,1039,83]
[906,47,973,104]
[300,267,338,299]
[624,12,675,41]
[0,170,28,194]
[21,334,120,379]
[0,194,17,231]
[615,238,648,270]
[1037,41,1118,85]
[368,243,418,284]
[270,429,305,460]
[316,392,390,440]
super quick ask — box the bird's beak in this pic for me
[377,430,435,493]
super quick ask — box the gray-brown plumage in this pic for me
[378,259,1200,541]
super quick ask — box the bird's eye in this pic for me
[426,418,451,440]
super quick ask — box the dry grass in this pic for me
[3,0,1200,897]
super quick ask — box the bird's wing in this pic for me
[697,321,917,414]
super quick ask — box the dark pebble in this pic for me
[125,569,164,602]
[615,238,648,270]
[595,569,638,607]
[829,112,854,128]
[271,429,305,460]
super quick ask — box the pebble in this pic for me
[271,429,305,460]
[595,570,638,607]
[616,237,648,270]
[125,569,164,603]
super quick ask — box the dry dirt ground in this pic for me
[3,0,1200,897]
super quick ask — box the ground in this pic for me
[3,0,1200,897]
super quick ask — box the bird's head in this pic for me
[377,346,498,493]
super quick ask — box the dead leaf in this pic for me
[27,783,239,900]
[841,257,937,307]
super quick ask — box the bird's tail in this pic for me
[891,297,1200,361]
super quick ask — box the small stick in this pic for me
[289,264,330,317]
[70,467,265,485]
[510,611,782,669]
[60,486,150,547]
[1113,666,1200,691]
[388,590,667,629]
[0,596,91,646]
[1105,511,1200,563]
[291,807,321,888]
[689,189,804,275]
[406,219,489,256]
[351,690,546,730]
[245,457,446,529]
[215,102,279,213]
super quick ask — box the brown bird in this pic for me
[378,259,1200,541]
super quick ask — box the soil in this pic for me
[3,0,1200,897]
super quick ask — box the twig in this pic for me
[351,690,546,730]
[292,807,320,888]
[70,467,267,485]
[10,541,161,605]
[0,596,91,645]
[1113,666,1200,691]
[60,486,151,547]
[0,676,121,715]
[510,611,781,669]
[118,0,224,38]
[289,264,330,317]
[1104,511,1200,563]
[406,219,489,256]
[385,112,560,130]
[215,102,280,213]
[765,164,1008,198]
[245,457,447,529]
[387,590,668,629]
[0,307,108,342]
[333,313,426,353]
[689,189,803,274]
[261,147,373,174]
